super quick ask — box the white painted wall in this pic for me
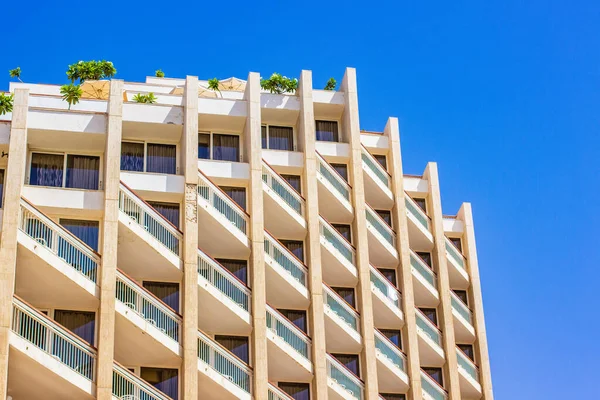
[120,172,184,195]
[313,90,344,105]
[315,141,350,161]
[29,95,108,113]
[198,98,247,117]
[443,218,464,233]
[260,93,300,111]
[404,176,429,194]
[123,103,183,125]
[198,160,250,181]
[28,110,107,134]
[262,150,304,171]
[360,134,389,151]
[22,186,104,212]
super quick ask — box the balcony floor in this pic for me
[197,199,250,259]
[197,276,252,336]
[317,180,354,224]
[267,332,313,382]
[263,185,306,239]
[265,257,310,309]
[459,369,483,399]
[376,356,410,393]
[197,360,252,400]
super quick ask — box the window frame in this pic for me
[315,119,341,143]
[198,131,244,162]
[58,217,102,252]
[34,307,99,347]
[261,124,297,151]
[121,140,180,175]
[27,150,104,190]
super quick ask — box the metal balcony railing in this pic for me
[198,171,249,235]
[421,370,448,400]
[113,363,172,400]
[361,146,390,188]
[405,194,430,231]
[268,383,295,400]
[365,205,395,246]
[266,305,311,360]
[264,231,308,288]
[317,153,351,202]
[326,354,364,400]
[262,161,305,217]
[370,266,401,309]
[456,347,480,382]
[323,284,359,332]
[319,217,355,266]
[445,237,467,272]
[450,291,473,325]
[416,310,443,348]
[374,329,407,373]
[410,251,437,289]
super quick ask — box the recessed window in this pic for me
[330,163,348,183]
[417,252,432,268]
[261,125,295,151]
[420,308,438,326]
[215,335,249,364]
[198,132,241,162]
[60,219,100,252]
[377,268,397,286]
[143,281,180,313]
[381,394,405,400]
[280,240,304,262]
[332,353,360,377]
[0,169,4,208]
[423,367,443,387]
[147,201,180,229]
[375,209,392,227]
[121,142,177,175]
[315,120,339,142]
[458,344,475,361]
[414,198,427,213]
[332,287,355,308]
[281,174,301,194]
[219,186,246,211]
[54,310,95,345]
[453,289,469,306]
[332,223,352,243]
[216,258,248,285]
[450,237,462,252]
[380,329,402,349]
[279,382,310,400]
[374,154,387,170]
[140,367,179,400]
[279,309,307,334]
[30,152,100,190]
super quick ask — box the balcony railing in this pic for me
[116,271,181,342]
[317,153,351,202]
[410,251,437,289]
[405,194,430,231]
[113,363,171,400]
[19,199,100,283]
[198,171,249,235]
[323,284,359,332]
[198,248,251,312]
[11,296,97,381]
[421,370,447,400]
[327,354,364,400]
[264,231,308,288]
[262,161,305,217]
[370,266,401,309]
[361,146,390,188]
[416,310,443,347]
[319,217,355,266]
[268,383,294,400]
[450,291,473,325]
[198,330,252,394]
[456,348,480,382]
[365,205,395,246]
[445,237,467,271]
[266,305,311,360]
[374,329,407,373]
[118,183,181,256]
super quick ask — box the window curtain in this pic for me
[143,282,180,313]
[331,163,348,182]
[414,198,427,213]
[453,290,469,305]
[423,367,443,386]
[374,154,387,170]
[66,155,100,190]
[147,144,176,174]
[0,169,5,208]
[279,309,307,334]
[30,153,64,187]
[281,174,301,194]
[417,252,432,267]
[381,395,406,400]
[333,354,359,376]
[378,268,397,286]
[332,224,351,243]
[315,120,339,142]
[220,186,246,211]
[54,310,95,345]
[450,237,462,252]
[458,344,475,361]
[268,126,294,150]
[215,335,249,363]
[279,383,310,400]
[333,287,355,308]
[198,134,211,160]
[421,308,438,326]
[216,259,248,285]
[148,201,180,229]
[281,240,304,262]
[141,367,179,400]
[60,219,100,251]
[213,134,240,162]
[376,210,392,227]
[261,126,268,149]
[121,142,144,172]
[380,329,402,349]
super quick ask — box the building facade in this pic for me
[0,68,493,400]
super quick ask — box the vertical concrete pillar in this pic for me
[423,163,460,399]
[341,68,379,399]
[244,72,268,398]
[385,117,423,400]
[0,88,29,399]
[458,203,494,399]
[298,70,328,399]
[96,80,124,399]
[182,76,199,399]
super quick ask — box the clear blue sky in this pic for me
[3,1,598,398]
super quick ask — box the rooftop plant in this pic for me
[9,67,22,82]
[324,77,337,91]
[260,73,298,94]
[0,93,14,115]
[66,60,116,84]
[132,92,157,104]
[60,84,82,110]
[208,77,221,93]
[155,69,165,78]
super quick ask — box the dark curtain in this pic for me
[147,144,176,174]
[54,310,95,345]
[213,134,240,162]
[0,169,5,208]
[450,237,463,252]
[141,367,179,400]
[378,268,397,286]
[268,126,294,150]
[380,394,406,400]
[374,154,387,170]
[148,201,180,229]
[315,120,339,142]
[66,155,100,190]
[423,367,444,386]
[261,126,268,149]
[216,259,248,285]
[220,186,246,211]
[60,219,100,251]
[281,174,301,194]
[331,163,348,182]
[120,142,144,172]
[198,134,211,160]
[458,344,475,361]
[417,252,432,267]
[332,287,355,308]
[278,309,307,334]
[279,383,310,400]
[414,198,427,213]
[215,335,249,364]
[281,240,304,262]
[376,210,392,227]
[380,329,402,349]
[332,353,359,376]
[30,153,64,187]
[420,308,438,326]
[143,281,180,313]
[332,224,352,243]
[453,290,469,305]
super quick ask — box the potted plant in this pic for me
[0,93,14,115]
[260,73,298,94]
[324,77,337,91]
[132,93,157,104]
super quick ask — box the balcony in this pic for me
[365,205,398,267]
[197,330,252,400]
[415,310,445,367]
[266,305,313,381]
[197,170,250,258]
[370,266,404,328]
[450,292,476,343]
[269,383,296,400]
[456,348,482,398]
[262,161,306,238]
[445,237,470,289]
[118,183,183,281]
[405,194,434,251]
[327,353,364,400]
[323,285,362,352]
[112,363,171,400]
[197,248,252,334]
[361,146,393,208]
[374,330,409,393]
[16,199,100,310]
[264,232,310,308]
[410,251,439,307]
[317,152,353,223]
[320,217,358,286]
[8,297,96,399]
[421,370,448,400]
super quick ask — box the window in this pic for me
[378,268,397,286]
[374,154,387,170]
[280,240,304,262]
[375,209,392,227]
[417,252,432,268]
[381,394,405,400]
[332,353,359,376]
[60,219,100,252]
[140,367,179,400]
[143,282,180,313]
[54,310,95,345]
[0,169,4,208]
[279,309,307,334]
[220,186,246,211]
[315,120,339,142]
[216,259,248,285]
[330,163,348,182]
[380,329,402,349]
[332,287,355,308]
[332,223,352,243]
[281,174,301,194]
[147,201,180,229]
[198,134,210,159]
[30,152,101,190]
[262,125,294,151]
[215,335,249,364]
[121,142,177,174]
[420,308,438,326]
[278,382,310,400]
[458,344,475,361]
[414,198,427,213]
[453,290,469,306]
[450,237,462,252]
[198,133,241,162]
[423,367,443,387]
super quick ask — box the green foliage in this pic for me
[60,84,82,110]
[0,93,14,115]
[260,73,298,94]
[324,77,337,91]
[132,92,157,104]
[66,60,116,84]
[9,67,22,82]
[155,69,165,78]
[208,78,220,92]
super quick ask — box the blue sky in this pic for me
[3,0,598,398]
